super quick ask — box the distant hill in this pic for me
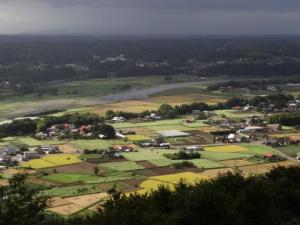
[1,35,300,83]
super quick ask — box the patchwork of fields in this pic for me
[1,111,299,217]
[1,139,298,217]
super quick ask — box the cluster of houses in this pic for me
[37,124,99,139]
[110,113,161,123]
[232,101,300,113]
[137,138,171,149]
[206,111,295,145]
[0,145,61,166]
[112,144,136,152]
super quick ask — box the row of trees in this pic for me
[207,77,300,92]
[268,112,300,126]
[164,150,201,160]
[0,119,37,137]
[1,167,300,225]
[105,94,296,120]
[0,113,117,138]
[37,113,104,132]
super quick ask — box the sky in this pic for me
[0,0,300,35]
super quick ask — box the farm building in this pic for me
[112,117,126,122]
[0,146,18,155]
[23,151,40,159]
[157,130,190,138]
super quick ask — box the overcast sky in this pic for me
[0,0,300,35]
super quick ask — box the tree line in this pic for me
[106,94,296,120]
[268,112,300,126]
[0,113,117,138]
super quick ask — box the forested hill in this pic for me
[1,35,300,83]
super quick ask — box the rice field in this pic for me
[148,91,227,105]
[241,144,277,154]
[43,173,98,184]
[43,184,104,197]
[147,124,192,131]
[182,121,210,128]
[148,158,174,167]
[276,145,300,157]
[112,119,184,129]
[101,161,144,171]
[201,151,252,161]
[152,172,207,184]
[139,179,170,191]
[189,159,224,169]
[83,171,142,184]
[70,139,126,150]
[239,160,298,174]
[126,134,150,142]
[91,100,160,116]
[204,145,248,152]
[47,192,108,216]
[15,137,43,146]
[214,110,263,118]
[122,149,178,161]
[21,154,82,169]
[3,136,65,147]
[134,172,208,194]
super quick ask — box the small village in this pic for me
[1,99,300,166]
[0,95,300,216]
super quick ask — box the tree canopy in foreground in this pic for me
[1,166,300,225]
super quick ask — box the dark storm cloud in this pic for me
[0,0,300,35]
[38,0,300,12]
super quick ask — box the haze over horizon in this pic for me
[0,0,300,35]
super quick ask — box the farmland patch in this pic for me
[21,154,81,169]
[101,161,144,171]
[204,145,248,152]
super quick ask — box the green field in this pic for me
[83,171,144,184]
[101,161,144,171]
[14,137,43,146]
[215,109,263,119]
[190,159,224,169]
[148,158,174,167]
[147,124,192,131]
[43,173,98,184]
[241,144,277,154]
[276,145,300,157]
[182,121,210,128]
[79,154,103,160]
[122,149,178,161]
[70,139,126,150]
[112,118,204,132]
[112,119,185,129]
[1,136,65,147]
[201,151,252,161]
[150,158,224,169]
[42,184,103,197]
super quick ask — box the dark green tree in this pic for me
[158,104,177,119]
[0,174,50,225]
